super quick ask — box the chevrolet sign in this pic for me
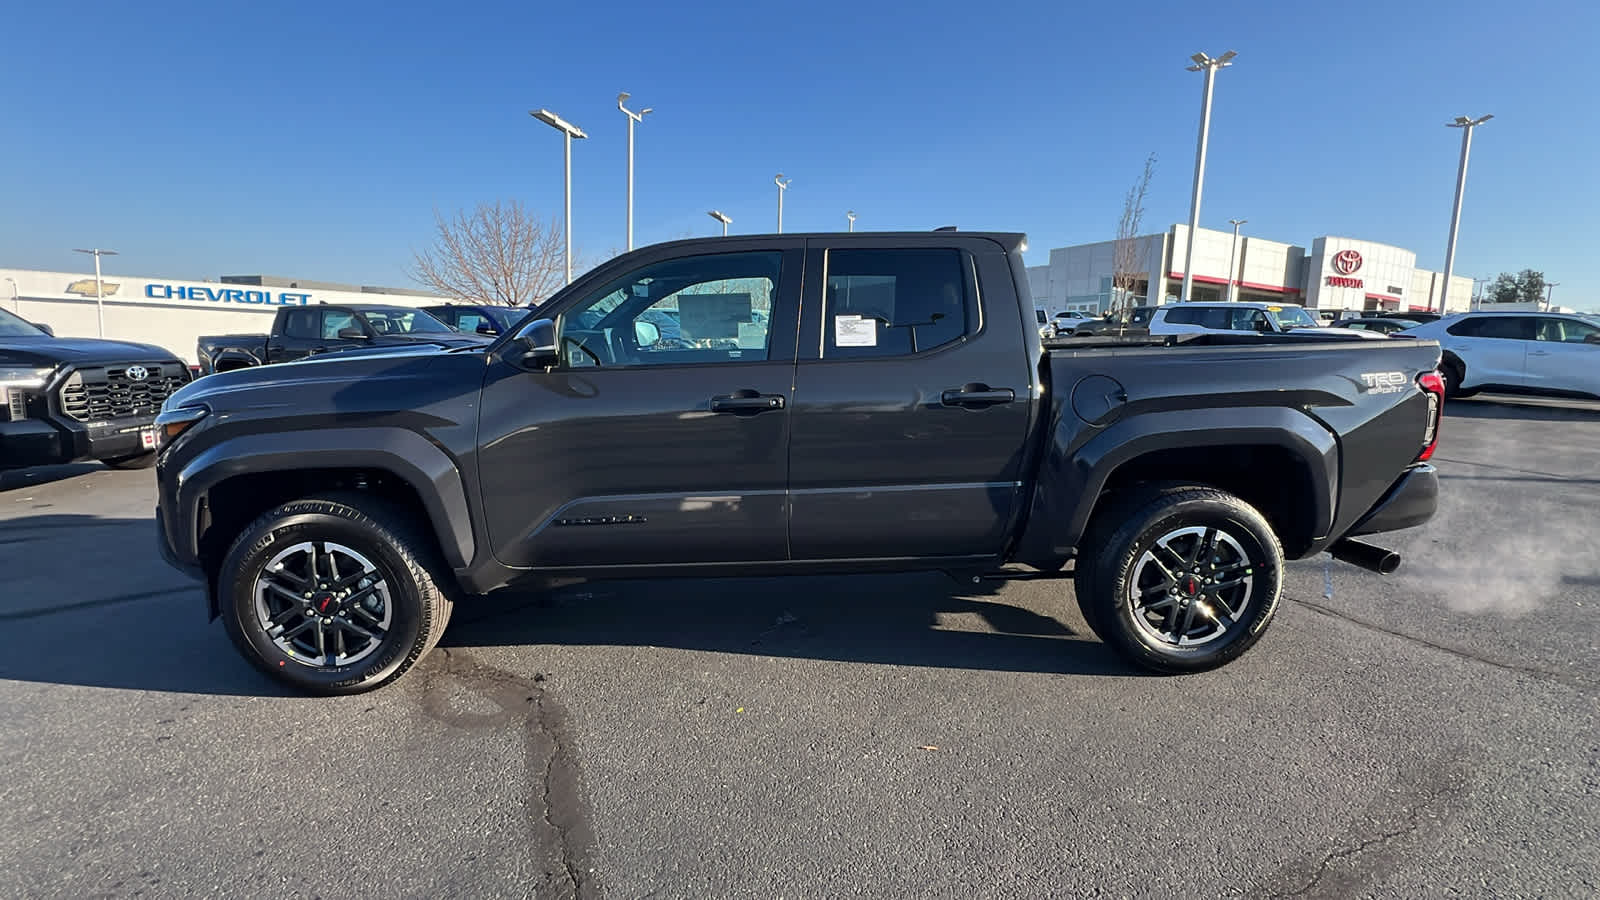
[145,284,312,306]
[66,279,120,297]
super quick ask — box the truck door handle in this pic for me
[710,391,786,414]
[1528,350,1550,356]
[941,384,1016,408]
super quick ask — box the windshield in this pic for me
[0,306,46,337]
[359,307,452,335]
[1268,306,1319,329]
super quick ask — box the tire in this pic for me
[1076,486,1283,674]
[1439,356,1477,399]
[102,452,157,470]
[217,492,454,694]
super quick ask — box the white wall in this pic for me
[1,268,439,365]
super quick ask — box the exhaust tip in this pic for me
[1375,551,1401,576]
[1330,538,1402,575]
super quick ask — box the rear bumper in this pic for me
[1347,463,1438,536]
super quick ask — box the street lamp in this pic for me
[708,209,732,237]
[71,248,118,337]
[1226,218,1247,302]
[846,210,857,232]
[774,174,792,233]
[1180,49,1237,304]
[617,92,653,252]
[1439,114,1493,313]
[1546,282,1560,308]
[3,276,18,314]
[530,108,588,285]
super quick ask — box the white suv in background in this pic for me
[1402,311,1600,399]
[1148,302,1331,337]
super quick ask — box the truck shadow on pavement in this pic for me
[1449,396,1600,421]
[0,462,103,492]
[0,514,1132,696]
[444,571,1135,679]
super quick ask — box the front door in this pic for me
[476,242,803,568]
[269,307,325,363]
[786,239,1036,560]
[1450,315,1537,389]
[1528,316,1600,396]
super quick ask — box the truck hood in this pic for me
[168,342,476,411]
[0,335,180,367]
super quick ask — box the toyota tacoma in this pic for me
[154,233,1443,693]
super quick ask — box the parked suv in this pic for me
[1149,302,1327,337]
[1403,311,1600,398]
[0,305,190,470]
[1071,306,1157,337]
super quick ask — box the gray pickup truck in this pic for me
[153,232,1443,694]
[197,303,491,374]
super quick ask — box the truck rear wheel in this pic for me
[1076,486,1282,674]
[217,493,453,694]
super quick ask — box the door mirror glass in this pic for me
[336,328,369,340]
[634,320,661,347]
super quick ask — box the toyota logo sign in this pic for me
[125,366,150,382]
[1333,249,1364,276]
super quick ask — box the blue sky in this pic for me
[2,0,1595,305]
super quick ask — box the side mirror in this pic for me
[337,328,369,341]
[634,320,661,347]
[476,322,497,335]
[1585,333,1600,345]
[33,322,54,337]
[1253,319,1273,333]
[505,318,559,370]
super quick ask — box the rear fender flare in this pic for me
[1022,406,1338,561]
[174,427,475,570]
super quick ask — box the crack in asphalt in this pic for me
[415,648,599,899]
[1287,595,1591,695]
[1266,763,1464,899]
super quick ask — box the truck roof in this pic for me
[631,231,1029,253]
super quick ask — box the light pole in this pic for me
[3,277,18,314]
[846,210,857,232]
[617,92,653,252]
[1545,282,1559,308]
[774,174,791,233]
[1225,218,1246,302]
[530,109,588,285]
[71,248,118,337]
[1180,50,1236,303]
[708,209,731,237]
[1440,114,1492,313]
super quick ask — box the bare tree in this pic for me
[1111,153,1157,319]
[411,200,565,307]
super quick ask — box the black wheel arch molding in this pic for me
[1012,405,1339,567]
[161,426,477,582]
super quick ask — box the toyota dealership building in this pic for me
[1027,224,1474,317]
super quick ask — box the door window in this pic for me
[1535,317,1600,343]
[322,311,360,340]
[558,251,781,368]
[1448,316,1537,340]
[282,308,320,340]
[1228,307,1269,331]
[823,249,968,358]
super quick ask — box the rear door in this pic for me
[1446,315,1537,388]
[1528,316,1600,395]
[786,237,1034,560]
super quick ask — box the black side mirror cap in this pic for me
[336,328,369,340]
[503,318,559,370]
[33,322,54,337]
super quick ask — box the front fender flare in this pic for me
[173,427,475,570]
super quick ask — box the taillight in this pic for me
[1416,372,1444,461]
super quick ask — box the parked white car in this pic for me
[1148,302,1329,337]
[1401,311,1600,399]
[1042,311,1088,339]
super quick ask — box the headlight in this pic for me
[0,366,54,389]
[154,405,208,450]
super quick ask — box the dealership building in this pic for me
[1027,224,1474,317]
[0,267,444,365]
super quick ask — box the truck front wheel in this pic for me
[217,493,454,694]
[1076,486,1283,674]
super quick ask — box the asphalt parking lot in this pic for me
[3,396,1598,899]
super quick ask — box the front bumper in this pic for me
[0,416,157,469]
[1348,463,1438,536]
